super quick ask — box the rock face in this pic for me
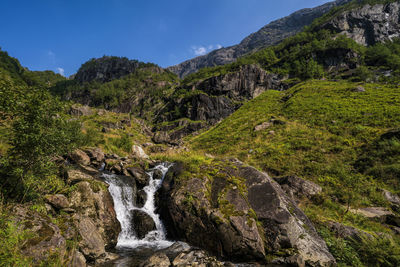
[158,160,335,266]
[318,1,400,46]
[274,175,322,201]
[159,65,284,126]
[168,0,352,78]
[74,56,143,83]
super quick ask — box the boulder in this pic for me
[352,207,394,219]
[382,189,400,209]
[136,190,147,208]
[140,252,170,267]
[131,210,156,239]
[153,169,163,180]
[45,194,70,210]
[274,175,322,201]
[66,169,94,185]
[74,215,105,261]
[158,160,335,266]
[132,145,149,159]
[127,167,150,188]
[11,205,67,264]
[69,181,120,249]
[70,149,91,166]
[84,147,105,163]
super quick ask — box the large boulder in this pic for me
[69,180,121,250]
[11,205,67,264]
[131,210,156,239]
[70,149,91,166]
[274,175,322,202]
[132,145,149,159]
[158,160,335,266]
[74,215,106,261]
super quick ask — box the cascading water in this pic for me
[103,163,173,250]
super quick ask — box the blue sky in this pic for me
[0,0,330,77]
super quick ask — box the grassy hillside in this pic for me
[190,80,400,265]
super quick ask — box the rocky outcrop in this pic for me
[318,1,400,46]
[74,56,149,84]
[274,175,322,202]
[168,0,352,78]
[158,160,335,266]
[158,65,284,126]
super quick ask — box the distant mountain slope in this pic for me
[168,0,352,78]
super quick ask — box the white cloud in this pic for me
[57,67,65,76]
[191,44,224,56]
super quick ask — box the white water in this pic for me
[103,163,173,249]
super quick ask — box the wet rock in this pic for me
[274,175,322,201]
[131,210,156,239]
[44,194,69,210]
[127,167,150,188]
[12,205,67,264]
[172,250,224,267]
[153,169,163,180]
[136,190,147,208]
[140,252,170,267]
[160,241,192,261]
[132,145,149,159]
[95,252,119,265]
[70,149,91,166]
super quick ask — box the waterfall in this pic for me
[103,163,173,249]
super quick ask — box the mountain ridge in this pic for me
[167,0,353,78]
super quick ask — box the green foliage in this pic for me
[0,87,82,201]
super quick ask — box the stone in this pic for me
[274,175,322,201]
[328,221,373,242]
[11,205,67,264]
[160,241,192,261]
[352,207,394,219]
[68,250,87,267]
[382,189,400,208]
[44,194,70,209]
[66,169,94,185]
[69,104,93,117]
[254,122,271,131]
[74,215,105,260]
[153,169,163,180]
[95,252,119,265]
[172,250,224,267]
[158,160,335,266]
[140,252,170,267]
[70,149,91,166]
[354,86,366,92]
[136,190,147,208]
[132,145,149,159]
[127,167,150,188]
[69,181,120,250]
[84,147,105,163]
[131,210,156,239]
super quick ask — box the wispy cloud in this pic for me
[191,44,223,56]
[56,67,65,76]
[47,50,56,64]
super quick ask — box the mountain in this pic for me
[168,0,352,78]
